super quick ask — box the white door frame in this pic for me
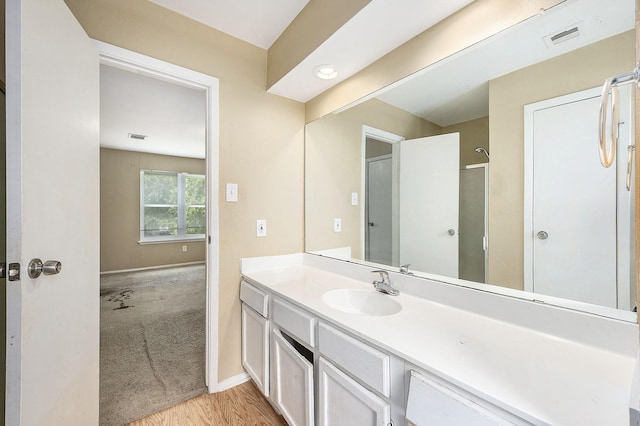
[95,41,220,390]
[361,126,404,266]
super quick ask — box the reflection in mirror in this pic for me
[305,0,637,320]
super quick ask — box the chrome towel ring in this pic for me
[598,65,639,168]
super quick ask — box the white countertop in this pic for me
[242,257,638,425]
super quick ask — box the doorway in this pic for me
[96,42,220,423]
[361,127,403,266]
[459,163,488,283]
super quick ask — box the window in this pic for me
[140,170,206,242]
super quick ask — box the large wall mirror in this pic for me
[305,0,637,321]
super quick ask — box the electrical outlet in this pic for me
[257,219,267,237]
[334,218,342,232]
[182,245,188,252]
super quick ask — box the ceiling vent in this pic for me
[127,133,148,140]
[543,22,582,48]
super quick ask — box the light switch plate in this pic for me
[334,218,342,233]
[351,192,358,206]
[226,183,238,202]
[257,219,267,237]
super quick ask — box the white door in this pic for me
[525,87,631,308]
[399,133,460,276]
[6,0,100,424]
[366,156,393,265]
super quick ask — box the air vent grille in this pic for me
[550,27,579,43]
[127,133,148,140]
[543,22,582,47]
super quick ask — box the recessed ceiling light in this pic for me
[314,65,338,80]
[128,133,148,140]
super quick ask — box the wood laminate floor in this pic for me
[128,381,288,426]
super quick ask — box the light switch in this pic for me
[334,218,342,233]
[257,219,267,237]
[351,192,358,206]
[226,183,238,202]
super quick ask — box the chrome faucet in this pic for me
[371,270,399,296]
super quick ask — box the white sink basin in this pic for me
[321,289,402,316]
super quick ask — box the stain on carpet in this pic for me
[104,289,135,310]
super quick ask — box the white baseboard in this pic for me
[209,372,250,393]
[100,261,205,275]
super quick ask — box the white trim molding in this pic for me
[210,372,251,393]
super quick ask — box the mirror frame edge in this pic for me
[635,0,639,324]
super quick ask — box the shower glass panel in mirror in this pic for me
[304,0,637,321]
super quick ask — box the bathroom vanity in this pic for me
[240,253,639,425]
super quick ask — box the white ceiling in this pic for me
[100,64,206,158]
[149,0,310,49]
[375,0,634,127]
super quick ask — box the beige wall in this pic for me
[305,98,439,258]
[100,148,207,272]
[366,138,393,158]
[65,0,305,381]
[488,30,635,289]
[443,116,489,167]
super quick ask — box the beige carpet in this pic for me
[99,264,207,425]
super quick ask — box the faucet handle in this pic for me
[371,269,389,283]
[400,264,414,275]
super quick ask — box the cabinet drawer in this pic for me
[406,369,536,425]
[318,322,390,397]
[272,298,316,347]
[240,280,268,317]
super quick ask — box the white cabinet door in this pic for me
[318,358,390,426]
[241,303,269,396]
[272,329,314,426]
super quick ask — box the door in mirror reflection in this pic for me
[400,133,460,277]
[525,87,635,309]
[365,156,393,265]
